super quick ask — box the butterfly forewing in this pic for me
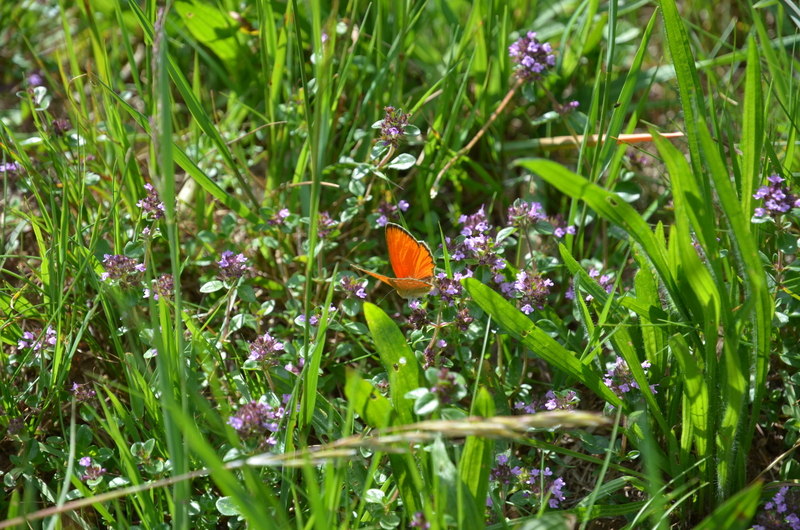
[385,223,434,280]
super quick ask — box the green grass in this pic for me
[1,0,800,528]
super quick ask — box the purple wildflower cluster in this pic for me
[565,268,614,303]
[71,382,96,402]
[217,251,249,282]
[422,338,449,369]
[378,106,409,148]
[298,305,337,326]
[340,275,367,299]
[5,417,24,436]
[284,356,304,376]
[317,211,339,238]
[529,467,567,508]
[409,512,430,529]
[507,199,547,228]
[515,389,579,414]
[430,368,460,404]
[490,454,523,484]
[447,206,506,275]
[375,199,409,227]
[435,270,471,306]
[51,118,70,137]
[454,306,474,332]
[753,174,800,218]
[603,357,657,401]
[100,254,146,288]
[136,183,166,220]
[500,270,553,314]
[752,487,800,530]
[17,325,57,352]
[550,215,576,238]
[627,149,649,169]
[508,31,555,81]
[555,100,579,115]
[488,455,569,509]
[268,208,290,226]
[407,299,431,330]
[227,398,288,445]
[143,274,174,301]
[79,457,107,482]
[248,332,284,365]
[0,161,22,174]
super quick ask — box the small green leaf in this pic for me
[215,497,241,516]
[387,153,416,170]
[200,280,224,293]
[364,489,385,504]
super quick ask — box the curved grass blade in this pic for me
[689,481,761,530]
[344,369,394,429]
[457,387,494,530]
[741,35,764,218]
[363,303,423,426]
[514,159,690,328]
[464,278,622,408]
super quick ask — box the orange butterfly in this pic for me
[353,223,435,299]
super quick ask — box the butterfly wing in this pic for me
[385,223,435,281]
[391,278,435,299]
[351,265,394,286]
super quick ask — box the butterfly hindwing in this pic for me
[386,223,433,281]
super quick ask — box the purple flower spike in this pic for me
[508,31,556,81]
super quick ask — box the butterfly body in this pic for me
[353,223,435,299]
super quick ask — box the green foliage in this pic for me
[1,0,799,528]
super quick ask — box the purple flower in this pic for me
[435,272,464,306]
[507,200,547,228]
[340,275,368,299]
[454,307,474,331]
[248,332,285,364]
[753,174,800,218]
[80,458,107,482]
[398,200,410,212]
[508,31,556,81]
[555,100,579,115]
[285,356,305,376]
[51,118,70,137]
[752,486,800,530]
[459,205,491,236]
[17,326,57,352]
[28,73,44,86]
[267,208,291,227]
[430,368,460,404]
[407,302,430,330]
[378,106,409,148]
[409,512,430,529]
[0,161,22,174]
[136,183,166,220]
[604,357,657,401]
[143,274,174,301]
[510,270,552,311]
[217,251,249,281]
[317,211,338,238]
[227,400,287,440]
[101,254,146,288]
[72,382,97,402]
[527,468,568,508]
[490,454,522,485]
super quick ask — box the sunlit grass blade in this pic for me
[363,302,423,425]
[464,278,622,408]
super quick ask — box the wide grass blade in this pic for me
[364,302,423,425]
[463,278,622,408]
